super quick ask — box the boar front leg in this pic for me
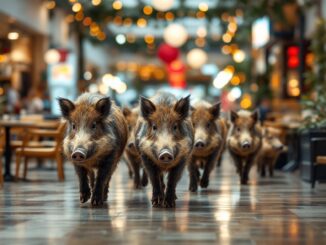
[127,154,141,189]
[269,158,275,177]
[200,151,219,188]
[141,155,164,207]
[74,165,91,203]
[188,157,199,192]
[229,152,243,179]
[241,156,255,185]
[164,159,186,208]
[141,169,148,187]
[92,155,117,207]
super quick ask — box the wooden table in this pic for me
[0,120,34,181]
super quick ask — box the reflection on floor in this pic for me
[1,155,326,244]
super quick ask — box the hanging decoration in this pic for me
[157,43,180,64]
[163,23,188,48]
[151,0,174,12]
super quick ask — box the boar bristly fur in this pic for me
[227,110,262,185]
[256,127,285,177]
[135,92,194,208]
[58,93,128,207]
[188,101,225,192]
[123,107,148,189]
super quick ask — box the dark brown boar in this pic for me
[188,101,224,192]
[256,127,285,177]
[122,107,148,189]
[58,93,128,207]
[227,110,262,185]
[135,92,194,208]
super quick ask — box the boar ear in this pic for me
[95,97,111,118]
[251,109,259,123]
[122,107,132,117]
[140,96,156,119]
[210,102,221,119]
[58,98,75,119]
[230,110,238,123]
[174,95,190,120]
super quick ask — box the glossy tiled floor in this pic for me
[1,154,326,245]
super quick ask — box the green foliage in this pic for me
[301,92,326,129]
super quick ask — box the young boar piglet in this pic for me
[188,101,225,192]
[227,110,262,185]
[58,93,128,207]
[257,127,285,177]
[135,92,194,208]
[123,107,148,189]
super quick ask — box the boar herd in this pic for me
[58,92,285,208]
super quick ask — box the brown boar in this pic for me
[135,92,194,208]
[227,110,262,185]
[256,127,285,177]
[58,93,128,207]
[122,107,148,189]
[188,101,224,192]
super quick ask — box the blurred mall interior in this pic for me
[1,0,326,244]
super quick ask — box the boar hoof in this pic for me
[91,195,104,207]
[128,170,133,179]
[151,196,163,208]
[103,191,108,201]
[163,196,176,208]
[80,191,91,203]
[141,176,148,187]
[189,184,198,192]
[200,178,209,188]
[241,179,248,185]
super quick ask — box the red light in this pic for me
[287,45,300,69]
[287,46,299,56]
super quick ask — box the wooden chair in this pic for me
[311,137,326,188]
[15,122,66,181]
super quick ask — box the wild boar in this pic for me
[256,127,285,177]
[188,101,225,192]
[58,93,128,206]
[122,107,148,189]
[135,92,194,208]
[227,110,262,185]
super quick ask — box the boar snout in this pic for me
[241,141,251,149]
[194,140,206,149]
[128,142,135,149]
[71,148,87,162]
[275,145,284,151]
[158,149,174,163]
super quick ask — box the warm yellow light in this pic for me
[137,18,147,28]
[225,65,235,73]
[222,33,232,43]
[112,0,123,10]
[238,72,246,82]
[69,0,77,3]
[240,95,252,109]
[198,2,209,12]
[195,38,206,47]
[236,9,243,17]
[196,27,207,37]
[0,55,8,63]
[144,34,155,44]
[230,75,240,85]
[233,50,246,63]
[165,12,174,21]
[113,16,123,25]
[221,12,229,22]
[92,0,101,6]
[127,34,136,43]
[97,32,106,41]
[143,5,153,15]
[46,0,56,10]
[290,87,300,96]
[221,45,231,54]
[228,22,237,33]
[196,11,206,18]
[8,32,19,40]
[0,87,4,95]
[123,18,132,26]
[83,17,92,26]
[289,78,299,87]
[75,11,84,21]
[72,3,82,12]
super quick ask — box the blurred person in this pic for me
[26,88,44,114]
[6,84,21,115]
[258,98,271,122]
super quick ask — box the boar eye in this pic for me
[173,124,178,132]
[128,125,132,131]
[152,124,157,131]
[92,122,97,129]
[206,122,211,129]
[71,123,76,130]
[237,127,241,132]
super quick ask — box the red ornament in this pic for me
[157,43,179,64]
[58,48,69,62]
